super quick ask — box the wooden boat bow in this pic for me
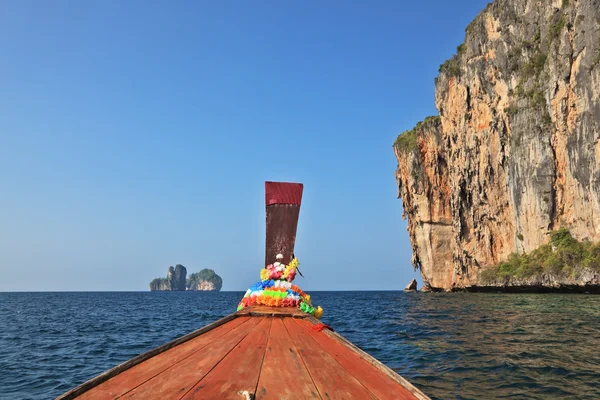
[57,182,430,400]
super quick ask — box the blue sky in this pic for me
[0,0,488,291]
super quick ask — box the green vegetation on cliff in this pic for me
[394,116,440,155]
[481,229,600,283]
[149,277,170,290]
[394,129,418,154]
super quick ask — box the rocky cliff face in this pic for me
[149,277,170,291]
[149,264,187,291]
[186,269,223,291]
[170,265,187,291]
[394,0,600,291]
[191,281,219,291]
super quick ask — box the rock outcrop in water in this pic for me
[170,265,187,291]
[186,269,223,291]
[149,265,223,291]
[149,264,187,291]
[404,279,418,292]
[394,0,600,291]
[148,277,170,291]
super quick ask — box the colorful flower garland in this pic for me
[237,254,324,319]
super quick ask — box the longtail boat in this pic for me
[58,182,429,400]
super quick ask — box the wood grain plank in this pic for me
[305,316,430,400]
[182,317,272,399]
[119,317,263,400]
[293,318,418,400]
[78,317,251,400]
[265,202,300,266]
[255,318,320,400]
[283,318,376,400]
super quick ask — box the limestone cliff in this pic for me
[186,269,223,291]
[149,277,170,291]
[394,0,600,291]
[149,264,187,291]
[149,266,223,291]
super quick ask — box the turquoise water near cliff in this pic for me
[1,291,599,399]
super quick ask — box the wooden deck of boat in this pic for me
[59,307,428,400]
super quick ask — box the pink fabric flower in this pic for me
[286,270,296,282]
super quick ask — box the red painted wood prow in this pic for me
[264,181,303,266]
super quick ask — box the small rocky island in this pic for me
[149,265,223,291]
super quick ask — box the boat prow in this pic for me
[57,182,429,399]
[58,306,428,399]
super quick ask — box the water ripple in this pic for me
[0,292,599,399]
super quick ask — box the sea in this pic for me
[0,291,599,400]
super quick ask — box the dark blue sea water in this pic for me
[1,292,599,400]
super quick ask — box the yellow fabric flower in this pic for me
[313,306,324,319]
[260,268,269,281]
[283,258,299,279]
[303,294,311,305]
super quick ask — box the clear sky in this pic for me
[0,0,488,291]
